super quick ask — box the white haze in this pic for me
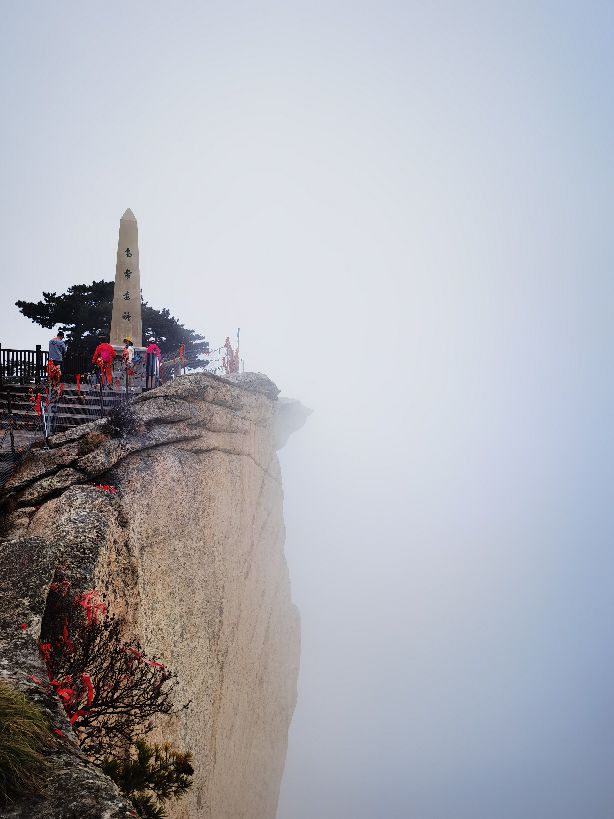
[1,2,614,817]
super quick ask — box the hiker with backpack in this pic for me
[92,338,116,389]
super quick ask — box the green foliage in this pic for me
[102,740,194,819]
[16,280,113,351]
[0,680,56,806]
[16,280,209,365]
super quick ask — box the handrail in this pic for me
[0,344,48,385]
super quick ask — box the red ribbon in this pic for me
[56,686,75,703]
[49,676,75,704]
[60,618,74,652]
[81,673,94,706]
[93,484,117,495]
[75,590,107,625]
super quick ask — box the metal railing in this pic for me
[0,346,98,385]
[0,345,48,385]
[0,342,220,386]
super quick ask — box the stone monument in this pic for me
[109,209,147,391]
[110,208,142,347]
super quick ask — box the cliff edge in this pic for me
[0,372,309,819]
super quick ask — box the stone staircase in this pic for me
[0,383,136,486]
[0,383,127,434]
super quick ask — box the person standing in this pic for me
[122,336,134,391]
[92,338,116,388]
[48,330,67,376]
[145,337,161,390]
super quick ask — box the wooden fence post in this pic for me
[35,344,42,382]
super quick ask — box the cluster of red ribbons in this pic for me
[46,672,95,725]
[75,590,107,625]
[60,618,74,652]
[47,360,61,387]
[31,582,167,738]
[93,484,118,495]
[33,583,104,729]
[67,674,95,724]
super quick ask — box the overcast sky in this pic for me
[2,2,614,818]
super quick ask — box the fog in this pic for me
[2,2,614,817]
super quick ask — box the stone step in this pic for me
[0,386,135,396]
[0,395,125,414]
[0,397,125,411]
[0,395,123,410]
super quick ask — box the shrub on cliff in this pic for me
[102,739,193,819]
[0,680,56,806]
[39,576,187,762]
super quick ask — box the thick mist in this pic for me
[1,3,613,818]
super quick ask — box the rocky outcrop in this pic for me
[0,372,309,819]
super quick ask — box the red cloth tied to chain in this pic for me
[50,676,75,706]
[70,709,86,725]
[34,393,42,416]
[81,673,94,706]
[93,485,117,495]
[75,373,82,397]
[47,360,61,386]
[75,590,107,625]
[56,685,75,704]
[60,618,74,652]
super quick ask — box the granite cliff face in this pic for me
[0,372,307,819]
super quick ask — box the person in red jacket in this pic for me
[92,339,116,387]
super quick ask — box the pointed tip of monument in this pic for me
[122,208,136,221]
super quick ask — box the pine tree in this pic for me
[16,280,209,365]
[102,740,194,819]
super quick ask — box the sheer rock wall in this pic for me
[0,372,306,819]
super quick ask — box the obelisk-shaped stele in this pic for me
[110,208,142,347]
